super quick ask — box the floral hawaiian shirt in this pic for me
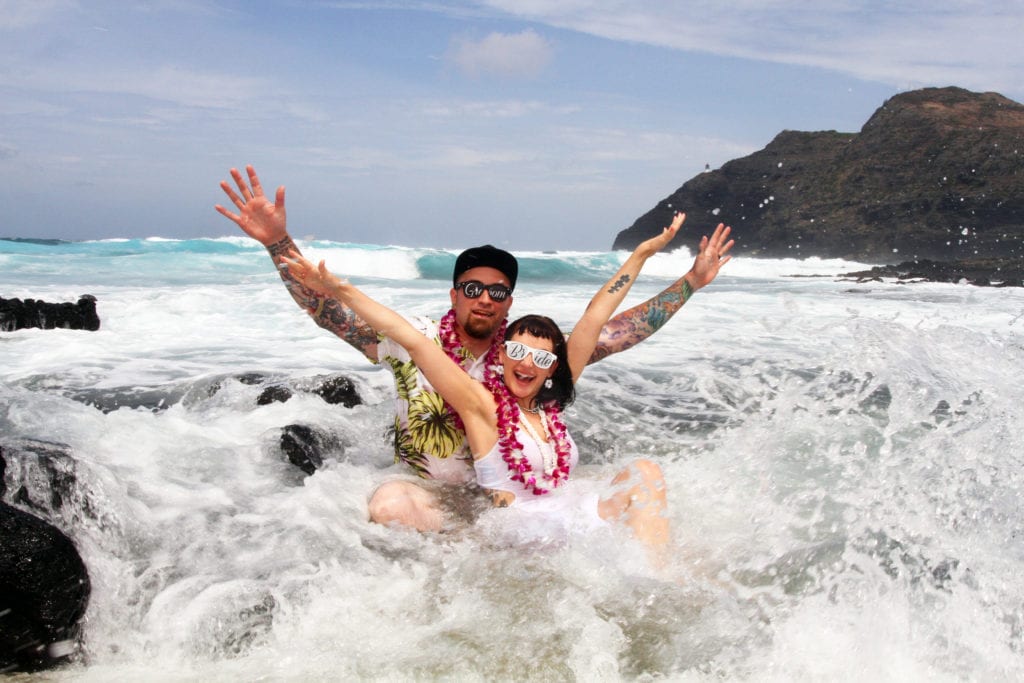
[375,316,489,482]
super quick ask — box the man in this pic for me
[216,165,733,531]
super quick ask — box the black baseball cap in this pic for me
[452,245,518,291]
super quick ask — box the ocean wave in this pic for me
[1,235,878,286]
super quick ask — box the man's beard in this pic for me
[462,314,503,340]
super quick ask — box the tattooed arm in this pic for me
[216,165,379,361]
[588,221,733,364]
[266,235,380,360]
[566,213,684,381]
[280,250,500,458]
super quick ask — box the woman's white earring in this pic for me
[544,378,553,389]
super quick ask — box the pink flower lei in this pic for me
[438,309,572,495]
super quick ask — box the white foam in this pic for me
[3,246,1023,680]
[294,241,423,280]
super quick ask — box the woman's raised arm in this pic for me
[565,212,684,381]
[279,252,497,446]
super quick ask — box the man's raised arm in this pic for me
[588,221,733,364]
[215,165,379,361]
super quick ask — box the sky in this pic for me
[1,1,1021,251]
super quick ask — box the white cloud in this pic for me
[0,97,67,117]
[297,146,404,170]
[429,145,532,168]
[559,126,753,166]
[420,99,578,118]
[446,29,554,78]
[99,66,268,110]
[0,0,75,30]
[468,1,1024,97]
[0,63,270,111]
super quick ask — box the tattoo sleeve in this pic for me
[588,276,694,364]
[266,236,379,360]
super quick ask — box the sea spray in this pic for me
[1,238,1022,679]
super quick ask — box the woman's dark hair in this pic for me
[505,314,576,410]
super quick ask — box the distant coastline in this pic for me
[614,87,1024,289]
[1,237,72,246]
[839,257,1023,288]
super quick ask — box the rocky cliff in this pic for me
[613,87,1024,266]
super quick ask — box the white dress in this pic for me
[473,416,607,544]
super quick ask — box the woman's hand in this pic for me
[279,251,347,298]
[635,211,685,259]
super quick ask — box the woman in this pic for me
[283,214,688,559]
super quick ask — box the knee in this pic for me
[631,459,664,482]
[367,481,414,524]
[623,459,667,501]
[613,459,665,488]
[367,480,442,531]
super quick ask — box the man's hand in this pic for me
[215,165,288,246]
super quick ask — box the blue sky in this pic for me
[1,1,1021,251]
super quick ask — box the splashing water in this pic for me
[2,238,1023,680]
